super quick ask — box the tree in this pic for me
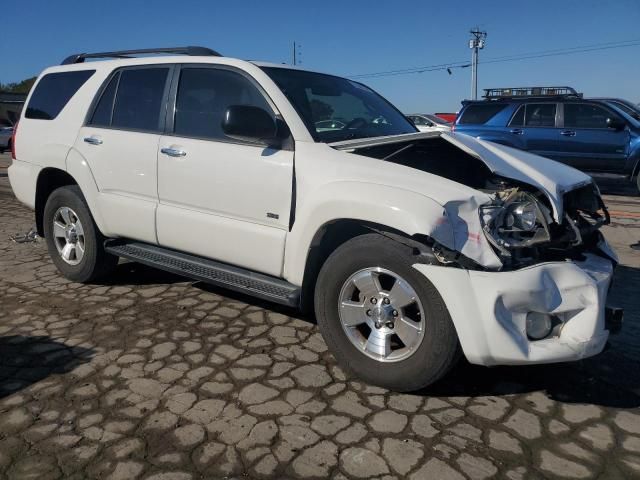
[0,77,37,94]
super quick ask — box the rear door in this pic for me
[514,103,561,160]
[156,65,294,277]
[75,66,172,243]
[556,102,629,172]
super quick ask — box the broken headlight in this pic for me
[480,190,553,256]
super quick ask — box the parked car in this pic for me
[435,112,457,123]
[9,49,621,391]
[0,126,13,153]
[453,87,640,193]
[406,113,451,133]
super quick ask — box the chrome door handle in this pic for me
[560,130,576,137]
[509,128,524,135]
[161,147,186,157]
[84,136,103,145]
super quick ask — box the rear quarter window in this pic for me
[458,104,508,125]
[25,70,95,120]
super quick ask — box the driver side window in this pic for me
[173,67,273,141]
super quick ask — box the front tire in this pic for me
[43,185,118,282]
[314,233,459,392]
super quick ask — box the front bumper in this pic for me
[414,253,617,366]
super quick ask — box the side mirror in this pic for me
[222,105,280,145]
[606,117,626,131]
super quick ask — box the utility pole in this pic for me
[469,28,487,100]
[292,41,302,66]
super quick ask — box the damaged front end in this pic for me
[478,179,613,269]
[339,132,616,272]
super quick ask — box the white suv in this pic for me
[9,47,622,391]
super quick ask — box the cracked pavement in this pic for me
[1,157,640,479]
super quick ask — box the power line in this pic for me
[347,38,640,80]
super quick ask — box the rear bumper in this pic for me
[414,252,617,366]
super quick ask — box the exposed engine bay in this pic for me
[349,136,612,270]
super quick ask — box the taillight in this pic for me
[10,123,17,160]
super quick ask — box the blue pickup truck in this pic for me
[453,87,640,193]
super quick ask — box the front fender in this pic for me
[283,181,500,285]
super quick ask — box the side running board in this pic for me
[104,240,301,308]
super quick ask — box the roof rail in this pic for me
[483,86,582,100]
[61,46,222,65]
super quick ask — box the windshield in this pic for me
[261,67,417,143]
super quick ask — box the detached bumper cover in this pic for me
[414,253,615,366]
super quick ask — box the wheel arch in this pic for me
[296,218,440,313]
[35,168,78,237]
[35,148,108,237]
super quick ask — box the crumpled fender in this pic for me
[283,180,501,285]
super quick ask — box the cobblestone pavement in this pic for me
[1,159,640,479]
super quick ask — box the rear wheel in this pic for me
[314,233,460,391]
[43,185,118,282]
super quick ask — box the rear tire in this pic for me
[314,233,459,392]
[43,185,118,282]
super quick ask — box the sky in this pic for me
[1,0,639,113]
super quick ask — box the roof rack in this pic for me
[483,86,582,100]
[61,46,222,65]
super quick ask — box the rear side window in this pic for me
[458,104,508,125]
[25,70,95,120]
[110,68,169,132]
[524,103,556,127]
[509,104,557,127]
[173,67,272,140]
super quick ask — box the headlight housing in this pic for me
[480,190,552,256]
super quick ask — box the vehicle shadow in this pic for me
[192,281,310,321]
[0,335,94,399]
[593,176,638,196]
[95,261,187,286]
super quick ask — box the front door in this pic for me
[75,66,172,243]
[156,66,294,277]
[556,102,629,172]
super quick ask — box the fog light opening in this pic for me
[526,312,554,341]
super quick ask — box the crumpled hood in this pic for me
[331,131,594,221]
[442,132,593,220]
